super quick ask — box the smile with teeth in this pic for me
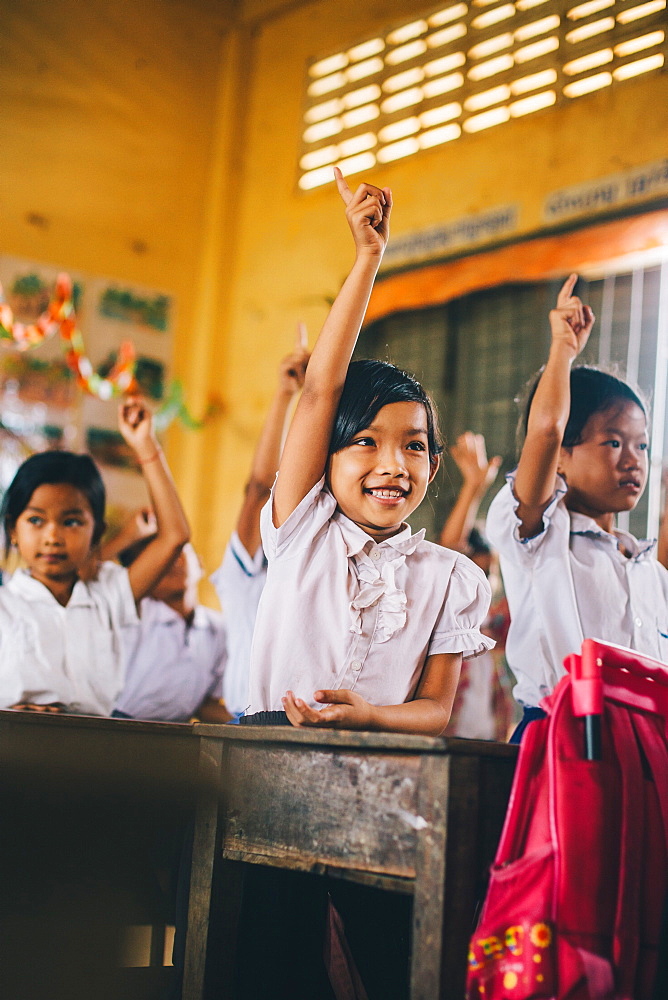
[366,487,407,499]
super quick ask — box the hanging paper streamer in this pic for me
[0,272,70,350]
[153,380,222,432]
[0,274,214,428]
[0,274,136,399]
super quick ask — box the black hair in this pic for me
[1,450,107,555]
[468,526,492,557]
[329,359,443,462]
[519,365,647,453]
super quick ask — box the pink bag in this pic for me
[466,639,668,1000]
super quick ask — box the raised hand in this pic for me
[450,432,502,495]
[279,323,310,395]
[334,166,392,258]
[549,273,595,359]
[118,396,158,460]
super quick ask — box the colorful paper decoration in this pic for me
[0,273,212,428]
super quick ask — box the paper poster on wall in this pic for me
[0,255,174,528]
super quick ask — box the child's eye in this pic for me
[639,442,648,451]
[604,439,621,448]
[63,518,84,528]
[407,441,426,452]
[27,516,43,526]
[352,437,374,447]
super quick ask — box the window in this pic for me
[356,262,668,542]
[299,0,667,189]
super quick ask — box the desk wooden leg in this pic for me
[410,754,450,1000]
[183,737,224,1000]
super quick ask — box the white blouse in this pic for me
[0,562,138,715]
[211,532,267,716]
[486,475,668,708]
[248,477,493,714]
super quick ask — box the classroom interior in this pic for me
[2,0,668,998]
[4,0,667,566]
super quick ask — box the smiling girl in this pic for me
[0,397,189,715]
[244,169,492,733]
[486,274,668,740]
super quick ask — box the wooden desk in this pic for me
[0,710,200,1000]
[185,726,518,1000]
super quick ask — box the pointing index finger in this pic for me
[334,165,353,205]
[296,321,308,351]
[557,273,579,306]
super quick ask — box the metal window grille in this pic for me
[356,262,668,542]
[299,0,667,190]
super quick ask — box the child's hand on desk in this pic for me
[282,688,373,729]
[11,702,65,713]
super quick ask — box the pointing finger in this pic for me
[296,321,308,351]
[557,273,578,307]
[334,166,353,205]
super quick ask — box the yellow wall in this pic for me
[3,0,668,581]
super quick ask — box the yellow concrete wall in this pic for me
[213,0,668,568]
[2,0,667,580]
[0,0,234,573]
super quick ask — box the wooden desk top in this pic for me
[194,721,518,756]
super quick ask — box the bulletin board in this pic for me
[0,255,174,533]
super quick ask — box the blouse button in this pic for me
[634,616,643,628]
[352,660,362,671]
[371,549,381,560]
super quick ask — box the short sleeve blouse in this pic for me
[248,477,493,714]
[486,474,668,707]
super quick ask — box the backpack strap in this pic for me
[611,706,645,997]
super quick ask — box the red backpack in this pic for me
[466,639,668,1000]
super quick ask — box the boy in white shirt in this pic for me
[109,528,230,723]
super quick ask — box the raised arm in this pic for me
[513,274,594,538]
[439,432,501,551]
[272,168,392,526]
[99,507,157,563]
[235,326,310,557]
[117,397,190,601]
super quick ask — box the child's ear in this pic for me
[428,453,441,483]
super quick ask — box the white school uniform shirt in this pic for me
[0,561,138,715]
[114,597,227,722]
[486,474,668,709]
[248,477,493,714]
[211,532,267,716]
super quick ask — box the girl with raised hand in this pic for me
[0,396,189,715]
[236,170,493,1000]
[245,167,493,735]
[486,274,668,741]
